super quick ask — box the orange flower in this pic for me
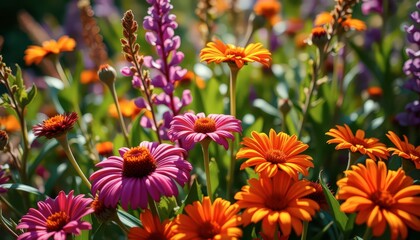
[314,12,366,32]
[0,115,21,132]
[314,12,333,26]
[337,159,420,239]
[80,69,99,84]
[95,141,113,157]
[108,99,141,119]
[326,124,389,160]
[386,131,420,169]
[253,0,282,26]
[200,39,271,69]
[128,209,174,240]
[237,129,313,179]
[235,172,320,237]
[32,112,78,139]
[172,197,242,239]
[341,18,367,31]
[24,35,76,65]
[367,86,383,100]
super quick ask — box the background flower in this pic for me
[32,112,78,139]
[128,209,174,240]
[24,36,76,65]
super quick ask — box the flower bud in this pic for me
[98,64,117,86]
[278,98,292,116]
[310,26,329,49]
[0,130,9,151]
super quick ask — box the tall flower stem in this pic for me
[227,64,239,199]
[301,221,309,240]
[54,58,70,86]
[362,227,372,240]
[200,139,213,201]
[298,60,318,139]
[148,194,161,221]
[56,135,91,189]
[109,83,130,147]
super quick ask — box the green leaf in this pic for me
[209,159,219,197]
[0,183,45,197]
[319,170,348,232]
[20,84,37,107]
[117,209,141,228]
[157,196,179,220]
[75,214,91,240]
[176,179,202,214]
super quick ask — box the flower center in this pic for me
[265,194,287,211]
[46,211,69,232]
[193,118,217,133]
[44,115,65,128]
[371,191,395,209]
[122,147,157,178]
[351,138,367,148]
[198,221,221,239]
[225,48,245,59]
[265,150,287,163]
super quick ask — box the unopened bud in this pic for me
[0,130,8,151]
[98,64,117,87]
[310,27,329,49]
[278,98,292,116]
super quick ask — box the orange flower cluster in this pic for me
[24,35,76,65]
[314,12,366,32]
[253,0,282,26]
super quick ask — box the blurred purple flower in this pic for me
[93,0,120,18]
[403,49,420,79]
[361,0,396,15]
[396,100,420,126]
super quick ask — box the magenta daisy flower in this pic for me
[90,141,192,210]
[168,112,242,150]
[16,190,93,240]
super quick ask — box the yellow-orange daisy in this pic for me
[24,35,76,65]
[326,124,389,160]
[128,209,174,240]
[237,129,314,179]
[386,131,420,169]
[253,0,282,26]
[337,159,420,239]
[199,39,271,69]
[33,112,78,139]
[172,197,242,239]
[235,172,320,237]
[0,114,21,132]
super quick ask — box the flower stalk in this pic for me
[200,139,213,201]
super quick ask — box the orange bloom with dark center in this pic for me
[237,129,313,179]
[326,124,389,160]
[33,112,78,139]
[24,35,76,65]
[386,131,420,169]
[337,159,420,239]
[172,197,242,239]
[314,12,366,32]
[0,115,21,132]
[254,0,282,26]
[108,99,141,119]
[96,141,114,157]
[200,39,271,69]
[128,209,174,240]
[235,172,320,237]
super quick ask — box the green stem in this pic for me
[200,139,213,201]
[111,212,129,233]
[108,83,130,147]
[148,194,160,221]
[362,227,372,240]
[346,150,352,171]
[301,221,309,240]
[298,60,318,139]
[18,109,30,184]
[0,195,23,216]
[54,59,70,86]
[227,64,239,200]
[56,135,91,189]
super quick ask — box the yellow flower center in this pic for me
[122,147,157,178]
[198,221,221,239]
[225,48,245,59]
[265,150,287,163]
[193,118,216,133]
[371,191,395,209]
[46,211,69,232]
[265,194,287,211]
[44,115,65,128]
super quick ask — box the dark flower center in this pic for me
[265,194,287,211]
[265,150,287,163]
[198,221,220,239]
[44,115,65,128]
[193,118,217,133]
[371,191,395,209]
[350,138,368,148]
[122,147,157,178]
[225,48,245,59]
[46,211,69,232]
[147,232,167,240]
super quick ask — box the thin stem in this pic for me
[298,60,318,139]
[54,59,70,86]
[56,135,91,189]
[301,221,309,240]
[346,150,352,171]
[148,194,160,221]
[109,83,130,147]
[200,139,213,201]
[362,227,372,240]
[18,108,30,184]
[111,212,129,233]
[0,195,23,216]
[227,64,239,199]
[0,214,19,239]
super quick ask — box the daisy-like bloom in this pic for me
[90,141,192,210]
[24,35,76,65]
[0,114,21,132]
[336,159,420,239]
[199,39,271,69]
[168,112,242,150]
[326,124,389,161]
[253,0,282,26]
[237,129,314,179]
[234,172,320,237]
[91,193,117,223]
[33,112,78,139]
[172,197,242,239]
[16,190,93,240]
[128,209,174,240]
[386,131,420,169]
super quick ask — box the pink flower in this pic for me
[16,191,93,240]
[90,141,192,210]
[168,112,242,150]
